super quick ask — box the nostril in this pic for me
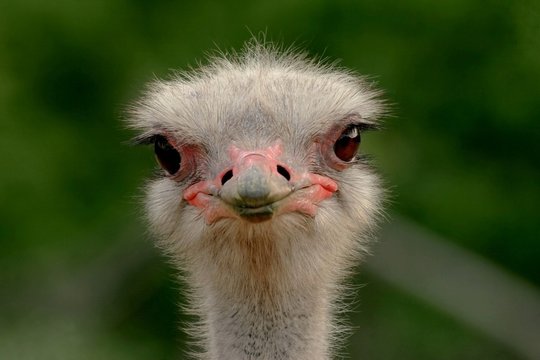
[221,169,234,185]
[276,165,291,181]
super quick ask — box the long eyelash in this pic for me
[356,122,380,132]
[129,133,159,146]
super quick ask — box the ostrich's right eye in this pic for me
[154,135,181,175]
[333,125,361,162]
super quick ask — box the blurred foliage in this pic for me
[0,0,538,359]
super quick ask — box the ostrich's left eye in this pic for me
[333,125,361,162]
[154,135,181,175]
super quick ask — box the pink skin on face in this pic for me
[183,141,338,224]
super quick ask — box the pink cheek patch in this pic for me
[185,189,236,224]
[303,173,338,193]
[280,177,338,217]
[183,180,215,206]
[184,191,211,210]
[183,180,235,224]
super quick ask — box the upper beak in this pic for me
[219,153,293,219]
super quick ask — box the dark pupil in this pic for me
[334,127,361,162]
[154,135,181,175]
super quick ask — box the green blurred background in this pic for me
[1,0,539,359]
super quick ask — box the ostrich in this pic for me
[128,41,384,360]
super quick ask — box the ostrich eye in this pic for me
[154,135,181,175]
[333,125,361,162]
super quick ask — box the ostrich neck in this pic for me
[190,227,337,360]
[205,279,331,360]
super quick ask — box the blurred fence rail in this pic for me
[367,216,540,360]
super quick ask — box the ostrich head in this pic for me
[129,42,384,360]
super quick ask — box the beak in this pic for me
[219,152,293,220]
[183,142,338,224]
